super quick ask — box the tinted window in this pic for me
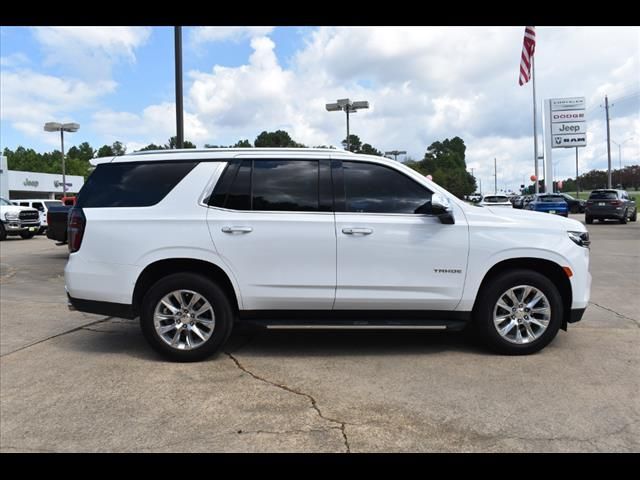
[76,161,198,208]
[32,202,44,211]
[45,201,62,209]
[252,160,319,211]
[225,159,251,210]
[483,196,509,203]
[538,196,565,203]
[342,161,431,214]
[209,160,241,208]
[19,202,29,207]
[589,191,618,200]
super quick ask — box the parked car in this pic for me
[468,193,482,203]
[479,195,512,207]
[512,196,525,209]
[65,148,591,361]
[585,189,637,224]
[11,199,63,234]
[46,203,72,244]
[0,197,41,240]
[557,193,586,214]
[525,194,569,217]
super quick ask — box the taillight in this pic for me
[586,200,593,205]
[611,200,622,206]
[68,208,86,253]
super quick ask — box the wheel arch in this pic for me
[132,258,240,318]
[472,258,572,331]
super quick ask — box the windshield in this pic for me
[589,191,618,200]
[0,197,12,206]
[538,196,565,203]
[483,196,508,203]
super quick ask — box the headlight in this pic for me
[4,212,19,221]
[568,231,590,248]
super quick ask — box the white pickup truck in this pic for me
[0,197,41,240]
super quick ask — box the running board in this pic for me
[265,324,447,330]
[239,318,468,332]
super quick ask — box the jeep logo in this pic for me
[23,179,39,187]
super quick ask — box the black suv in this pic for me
[558,193,586,214]
[585,189,637,224]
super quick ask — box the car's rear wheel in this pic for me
[585,215,593,224]
[620,210,628,224]
[0,224,6,241]
[140,273,234,362]
[631,209,637,222]
[474,269,563,355]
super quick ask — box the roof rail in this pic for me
[128,147,354,156]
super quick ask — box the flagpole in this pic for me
[532,56,539,194]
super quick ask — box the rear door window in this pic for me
[76,161,198,208]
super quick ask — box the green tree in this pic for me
[254,130,305,148]
[341,134,362,152]
[406,137,476,198]
[233,139,253,148]
[166,136,196,149]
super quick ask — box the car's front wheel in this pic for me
[20,231,35,239]
[585,215,593,224]
[474,269,563,355]
[140,273,234,362]
[631,209,637,222]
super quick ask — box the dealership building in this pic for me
[0,156,84,200]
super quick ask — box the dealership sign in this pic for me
[549,97,587,148]
[8,170,84,193]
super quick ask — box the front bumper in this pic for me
[3,221,41,233]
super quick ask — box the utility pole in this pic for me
[494,158,497,193]
[174,26,184,149]
[575,147,580,199]
[605,95,612,188]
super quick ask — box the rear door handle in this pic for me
[342,227,373,235]
[221,226,253,234]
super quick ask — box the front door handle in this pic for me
[221,226,253,234]
[342,227,373,235]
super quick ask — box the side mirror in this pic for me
[431,193,455,224]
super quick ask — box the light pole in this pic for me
[385,150,406,162]
[326,98,369,151]
[611,137,635,187]
[44,122,80,197]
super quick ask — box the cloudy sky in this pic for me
[1,26,638,191]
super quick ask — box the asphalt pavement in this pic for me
[1,214,638,452]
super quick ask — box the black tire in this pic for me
[631,209,637,222]
[20,231,35,239]
[474,269,563,355]
[620,210,628,224]
[585,215,593,224]
[140,273,234,362]
[0,223,6,241]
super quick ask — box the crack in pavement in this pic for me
[1,445,58,453]
[589,301,640,328]
[225,352,351,453]
[237,426,343,436]
[0,316,114,358]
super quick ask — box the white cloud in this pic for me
[32,27,151,80]
[0,69,116,143]
[190,27,274,46]
[91,103,209,148]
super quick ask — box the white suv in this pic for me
[65,149,591,361]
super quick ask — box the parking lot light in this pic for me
[44,122,80,197]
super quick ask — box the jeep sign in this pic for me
[549,97,586,149]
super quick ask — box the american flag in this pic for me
[519,26,536,86]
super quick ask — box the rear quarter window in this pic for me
[76,161,198,208]
[589,191,618,200]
